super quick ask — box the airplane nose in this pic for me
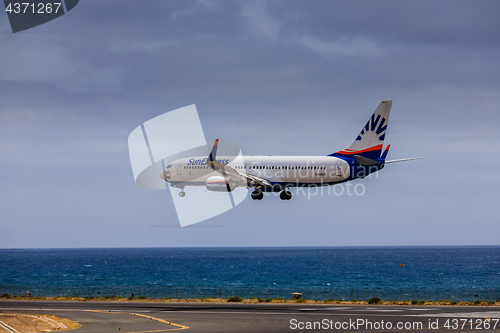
[159,169,171,182]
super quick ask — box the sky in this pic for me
[0,0,499,248]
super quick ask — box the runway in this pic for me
[1,300,499,332]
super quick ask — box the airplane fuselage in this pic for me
[162,155,381,190]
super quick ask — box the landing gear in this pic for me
[280,190,292,200]
[179,189,186,197]
[251,189,264,200]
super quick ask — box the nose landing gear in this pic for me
[179,188,186,197]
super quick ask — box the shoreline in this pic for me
[1,295,499,307]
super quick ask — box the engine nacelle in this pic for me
[206,176,237,192]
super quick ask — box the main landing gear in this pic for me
[251,188,292,200]
[280,190,292,200]
[251,189,264,200]
[179,188,186,197]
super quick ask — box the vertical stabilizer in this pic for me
[330,100,392,159]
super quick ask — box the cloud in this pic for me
[294,34,386,57]
[240,1,284,40]
[0,0,499,247]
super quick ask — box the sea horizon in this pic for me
[1,246,499,291]
[2,244,500,250]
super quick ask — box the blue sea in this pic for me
[1,247,499,289]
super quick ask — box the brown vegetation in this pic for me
[0,312,80,332]
[1,294,499,306]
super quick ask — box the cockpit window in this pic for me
[167,164,172,169]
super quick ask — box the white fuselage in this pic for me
[162,155,350,187]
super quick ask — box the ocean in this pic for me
[1,247,499,290]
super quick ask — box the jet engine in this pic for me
[205,176,238,192]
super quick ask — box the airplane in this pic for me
[159,100,424,200]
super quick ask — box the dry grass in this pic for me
[1,295,499,306]
[0,312,80,332]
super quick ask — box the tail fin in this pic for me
[330,100,392,160]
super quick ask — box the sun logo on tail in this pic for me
[356,114,388,142]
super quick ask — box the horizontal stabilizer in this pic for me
[354,155,380,166]
[380,144,391,160]
[385,157,427,164]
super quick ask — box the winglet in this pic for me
[380,144,391,160]
[207,139,219,169]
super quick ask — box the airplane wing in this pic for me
[385,157,427,164]
[206,139,272,187]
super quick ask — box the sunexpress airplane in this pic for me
[159,101,423,200]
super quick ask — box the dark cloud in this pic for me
[0,0,499,247]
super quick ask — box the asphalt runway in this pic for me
[1,300,499,332]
